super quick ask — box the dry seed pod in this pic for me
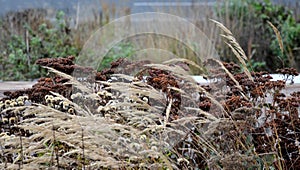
[97,91,105,97]
[68,108,75,114]
[109,105,117,111]
[97,106,104,113]
[104,106,110,112]
[45,95,53,100]
[45,98,52,104]
[60,101,70,110]
[4,100,11,108]
[23,96,29,101]
[16,97,23,102]
[104,91,113,98]
[54,104,60,110]
[9,117,16,124]
[17,100,24,106]
[71,93,82,100]
[142,96,149,103]
[2,117,8,124]
[10,101,18,107]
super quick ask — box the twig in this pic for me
[52,123,60,169]
[19,128,24,169]
[82,128,85,170]
[164,99,173,128]
[51,123,54,167]
[25,29,31,67]
[75,0,80,30]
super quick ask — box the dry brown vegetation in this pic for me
[0,13,300,169]
[1,51,299,169]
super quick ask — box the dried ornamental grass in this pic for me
[1,24,300,169]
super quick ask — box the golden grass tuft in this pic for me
[267,21,284,55]
[211,19,254,82]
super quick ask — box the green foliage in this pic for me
[246,59,266,72]
[270,17,300,69]
[4,35,41,80]
[218,0,299,72]
[98,42,136,71]
[252,0,292,25]
[0,11,80,80]
[251,0,299,69]
[0,9,137,80]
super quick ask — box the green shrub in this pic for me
[0,10,138,80]
[0,11,80,80]
[217,0,300,72]
[98,42,136,71]
[270,17,300,70]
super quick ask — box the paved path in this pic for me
[0,81,36,98]
[282,83,300,95]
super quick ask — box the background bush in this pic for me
[0,10,79,80]
[0,1,300,80]
[217,0,300,72]
[99,42,136,71]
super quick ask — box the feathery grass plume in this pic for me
[49,91,91,116]
[209,19,233,35]
[221,34,248,61]
[110,73,137,82]
[267,21,284,55]
[211,19,254,82]
[225,41,253,81]
[180,107,217,121]
[42,66,93,94]
[144,63,195,82]
[5,70,176,168]
[210,59,249,101]
[162,58,208,75]
[164,99,172,128]
[14,104,133,168]
[210,19,247,61]
[102,75,167,112]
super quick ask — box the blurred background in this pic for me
[0,0,299,80]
